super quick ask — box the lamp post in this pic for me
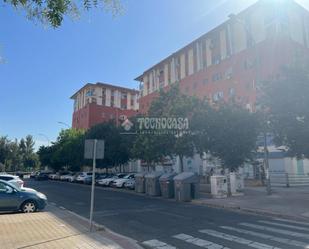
[37,133,51,146]
[57,121,70,128]
[228,13,271,195]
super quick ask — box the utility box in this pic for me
[159,172,177,198]
[173,172,199,202]
[230,172,244,196]
[145,172,163,196]
[210,175,228,198]
[135,172,147,193]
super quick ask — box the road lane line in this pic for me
[142,239,177,249]
[258,220,309,232]
[172,233,230,249]
[220,226,307,248]
[274,218,309,227]
[239,223,309,239]
[199,229,281,249]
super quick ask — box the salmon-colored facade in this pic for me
[71,83,139,129]
[136,0,309,113]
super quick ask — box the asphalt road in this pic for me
[27,180,309,249]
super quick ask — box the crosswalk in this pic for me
[142,218,309,249]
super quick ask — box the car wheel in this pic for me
[108,182,113,187]
[21,201,37,213]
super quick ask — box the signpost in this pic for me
[84,139,104,231]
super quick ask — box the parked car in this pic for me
[83,173,101,185]
[30,171,39,178]
[0,179,47,213]
[124,178,135,190]
[111,173,135,188]
[97,173,126,187]
[0,174,24,189]
[95,173,113,185]
[48,173,58,180]
[75,172,92,183]
[60,173,74,181]
[67,173,80,183]
[35,173,49,181]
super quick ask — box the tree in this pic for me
[50,129,85,172]
[85,122,130,172]
[0,136,10,167]
[207,103,260,171]
[261,62,309,158]
[3,0,122,28]
[142,84,200,172]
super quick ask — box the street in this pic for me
[27,180,309,249]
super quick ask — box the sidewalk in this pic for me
[194,186,309,221]
[0,204,142,249]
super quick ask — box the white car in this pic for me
[124,179,135,190]
[67,173,79,182]
[60,173,74,181]
[97,173,126,187]
[0,174,24,189]
[76,172,92,183]
[111,174,135,188]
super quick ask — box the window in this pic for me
[213,91,224,101]
[244,59,255,70]
[85,89,94,97]
[225,67,233,79]
[0,176,13,181]
[212,73,223,82]
[229,88,235,97]
[203,78,209,85]
[0,182,6,192]
[121,92,127,99]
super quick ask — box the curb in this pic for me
[51,204,143,249]
[192,200,309,222]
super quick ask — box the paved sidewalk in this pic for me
[0,204,142,249]
[194,186,309,221]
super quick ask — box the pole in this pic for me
[89,139,97,231]
[264,132,271,195]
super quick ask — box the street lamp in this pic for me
[37,133,51,146]
[228,14,271,195]
[57,121,70,128]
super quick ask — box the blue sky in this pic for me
[0,0,308,148]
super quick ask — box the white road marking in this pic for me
[239,223,309,239]
[142,239,177,249]
[274,218,309,227]
[199,229,281,249]
[220,226,307,248]
[173,233,230,249]
[259,220,309,232]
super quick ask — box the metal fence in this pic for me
[270,173,309,187]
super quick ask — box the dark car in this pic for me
[0,180,47,213]
[84,173,101,185]
[35,173,49,181]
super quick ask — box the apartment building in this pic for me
[71,82,139,129]
[136,0,309,113]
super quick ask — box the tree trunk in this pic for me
[179,155,184,173]
[226,168,232,197]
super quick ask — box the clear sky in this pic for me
[0,0,308,148]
